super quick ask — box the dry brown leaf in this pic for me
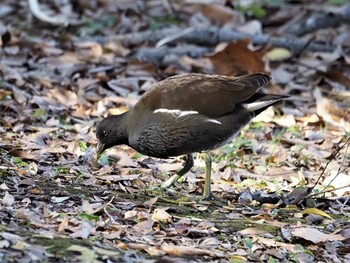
[9,149,41,161]
[294,114,320,123]
[208,39,265,76]
[75,41,103,62]
[117,150,138,167]
[143,197,158,207]
[320,70,350,89]
[58,215,69,233]
[133,220,154,235]
[314,88,350,130]
[48,89,78,107]
[256,237,296,251]
[151,208,172,223]
[273,114,296,127]
[161,245,216,257]
[197,4,244,27]
[291,227,346,243]
[239,228,269,236]
[124,210,138,219]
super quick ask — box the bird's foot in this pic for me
[200,192,226,203]
[160,173,182,189]
[179,191,226,204]
[145,185,167,196]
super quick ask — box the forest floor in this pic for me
[0,0,350,262]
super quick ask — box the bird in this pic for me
[96,73,288,200]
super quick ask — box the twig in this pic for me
[309,185,350,198]
[280,137,325,149]
[340,195,350,213]
[320,137,350,190]
[285,137,350,204]
[310,137,350,195]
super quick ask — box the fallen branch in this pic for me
[28,0,69,26]
[132,45,211,64]
[108,26,337,53]
[282,4,350,36]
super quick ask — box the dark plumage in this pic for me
[96,73,288,199]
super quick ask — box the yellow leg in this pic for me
[202,152,213,200]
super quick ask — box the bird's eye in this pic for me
[103,130,107,136]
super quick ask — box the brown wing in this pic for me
[138,73,271,117]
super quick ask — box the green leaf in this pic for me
[327,0,347,5]
[33,108,48,121]
[243,238,252,250]
[131,152,143,159]
[98,154,109,166]
[12,157,28,168]
[230,255,247,263]
[78,141,88,151]
[79,213,100,221]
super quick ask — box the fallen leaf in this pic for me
[2,191,15,206]
[273,114,296,127]
[75,41,103,62]
[151,208,172,223]
[51,196,70,203]
[58,215,69,233]
[70,221,93,239]
[266,48,292,61]
[133,220,154,235]
[302,208,333,220]
[291,227,346,243]
[67,245,98,262]
[209,39,265,76]
[143,197,158,207]
[161,245,216,257]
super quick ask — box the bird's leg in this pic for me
[161,154,193,189]
[202,152,213,200]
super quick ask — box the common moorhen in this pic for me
[96,73,288,199]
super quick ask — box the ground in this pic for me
[0,0,350,262]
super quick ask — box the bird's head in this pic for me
[95,114,129,159]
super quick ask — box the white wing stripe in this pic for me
[154,108,222,125]
[154,108,198,117]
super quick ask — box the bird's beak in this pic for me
[96,142,105,160]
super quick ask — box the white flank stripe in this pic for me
[207,119,221,125]
[154,108,198,118]
[243,100,279,111]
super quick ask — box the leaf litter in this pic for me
[0,0,350,262]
